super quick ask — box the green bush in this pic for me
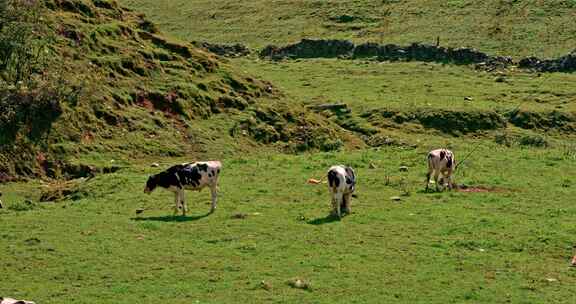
[0,0,51,87]
[518,134,548,148]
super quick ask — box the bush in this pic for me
[7,199,38,211]
[518,134,548,147]
[0,0,51,87]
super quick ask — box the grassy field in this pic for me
[120,0,576,58]
[2,0,576,303]
[233,58,576,113]
[2,140,576,303]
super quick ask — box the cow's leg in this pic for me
[425,170,432,191]
[330,192,340,218]
[209,184,218,213]
[434,171,441,192]
[180,190,187,216]
[446,173,454,190]
[343,193,352,215]
[334,193,343,219]
[173,191,180,215]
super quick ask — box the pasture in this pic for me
[2,0,576,303]
[2,141,576,303]
[119,0,576,58]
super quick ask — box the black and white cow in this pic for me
[327,165,356,219]
[0,297,35,304]
[144,161,221,215]
[425,149,455,191]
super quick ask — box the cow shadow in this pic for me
[132,212,211,222]
[307,214,341,225]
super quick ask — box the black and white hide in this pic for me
[425,149,455,191]
[327,165,356,219]
[144,161,221,215]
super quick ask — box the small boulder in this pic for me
[288,278,311,290]
[231,213,248,219]
[399,166,409,172]
[260,280,272,291]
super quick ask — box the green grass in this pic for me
[2,140,576,303]
[233,58,576,113]
[120,0,576,58]
[3,1,576,302]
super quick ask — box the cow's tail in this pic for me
[426,152,434,169]
[327,170,338,188]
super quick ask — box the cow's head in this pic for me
[144,175,158,194]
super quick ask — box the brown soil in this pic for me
[457,186,507,193]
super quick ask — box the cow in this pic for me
[144,161,221,215]
[327,165,356,219]
[0,298,35,304]
[425,149,455,191]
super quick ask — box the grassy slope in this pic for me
[120,0,576,58]
[1,141,576,303]
[1,0,355,178]
[234,58,576,113]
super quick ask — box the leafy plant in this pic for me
[0,0,51,87]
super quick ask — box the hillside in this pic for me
[0,0,354,181]
[119,0,576,58]
[2,1,576,303]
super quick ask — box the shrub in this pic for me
[0,0,51,87]
[518,134,548,147]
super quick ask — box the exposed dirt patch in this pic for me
[457,185,508,193]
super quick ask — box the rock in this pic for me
[390,196,402,202]
[135,208,145,214]
[399,166,409,172]
[192,41,250,57]
[464,96,473,101]
[151,163,160,167]
[231,213,248,219]
[260,280,272,291]
[288,278,311,290]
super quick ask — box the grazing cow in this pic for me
[0,298,35,304]
[425,149,455,191]
[327,165,356,219]
[144,161,221,215]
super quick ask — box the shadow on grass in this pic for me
[307,214,341,225]
[131,212,211,222]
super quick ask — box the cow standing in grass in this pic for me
[144,161,221,215]
[425,149,455,191]
[327,165,356,219]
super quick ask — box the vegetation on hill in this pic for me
[1,1,576,303]
[0,0,352,181]
[120,0,576,58]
